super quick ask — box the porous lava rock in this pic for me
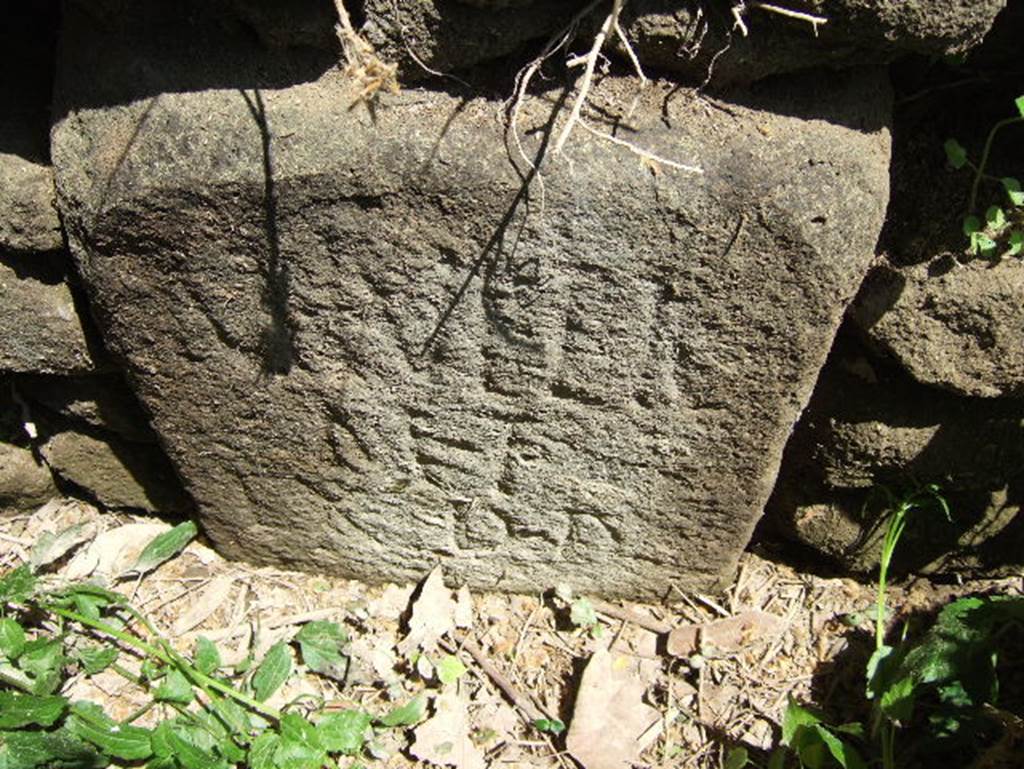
[766,331,1024,576]
[52,2,891,597]
[0,254,105,375]
[852,260,1024,399]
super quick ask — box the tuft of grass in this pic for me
[772,485,1024,769]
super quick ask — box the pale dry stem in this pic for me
[552,0,623,155]
[332,0,399,104]
[577,118,703,175]
[732,1,829,37]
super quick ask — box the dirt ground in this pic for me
[2,498,1021,768]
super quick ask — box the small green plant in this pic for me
[0,524,426,769]
[778,485,1024,769]
[944,95,1024,259]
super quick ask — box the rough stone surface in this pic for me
[612,0,1006,88]
[766,331,1024,576]
[852,260,1024,398]
[0,254,106,374]
[0,0,62,253]
[361,0,576,81]
[52,5,891,597]
[0,441,57,514]
[0,155,63,253]
[16,374,159,443]
[41,431,192,514]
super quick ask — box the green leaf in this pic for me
[986,206,1007,229]
[1015,94,1024,118]
[140,659,162,682]
[379,693,427,727]
[154,668,194,705]
[970,231,995,259]
[274,739,328,769]
[127,521,198,576]
[74,645,118,676]
[18,638,65,694]
[880,675,916,722]
[724,746,749,769]
[295,620,348,678]
[317,710,373,755]
[1007,230,1024,257]
[834,722,865,738]
[151,720,175,758]
[280,713,322,747]
[250,641,292,702]
[570,597,598,628]
[166,728,228,769]
[811,724,866,769]
[865,645,895,701]
[193,636,221,675]
[767,747,788,769]
[72,594,108,621]
[0,692,68,728]
[532,718,566,735]
[210,693,252,737]
[782,699,823,745]
[963,215,982,236]
[893,596,1024,706]
[46,583,125,619]
[943,138,968,169]
[68,701,153,761]
[276,713,327,769]
[1002,177,1024,206]
[0,566,36,604]
[0,728,108,769]
[437,654,467,686]
[0,618,26,659]
[248,731,281,769]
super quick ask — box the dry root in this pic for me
[731,1,829,37]
[506,0,701,179]
[333,0,399,106]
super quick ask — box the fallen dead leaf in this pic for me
[454,585,473,628]
[64,522,171,582]
[398,565,456,656]
[565,647,662,769]
[411,690,486,769]
[30,520,97,570]
[667,610,785,658]
[172,575,235,635]
[373,583,415,620]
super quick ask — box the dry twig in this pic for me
[731,1,829,37]
[332,0,399,105]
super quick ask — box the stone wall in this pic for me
[2,0,1021,596]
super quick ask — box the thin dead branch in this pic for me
[332,0,399,105]
[577,118,703,174]
[450,631,551,725]
[731,1,829,37]
[552,0,623,154]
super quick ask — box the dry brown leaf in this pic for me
[454,585,473,628]
[666,610,785,658]
[64,522,171,581]
[372,583,415,620]
[30,520,97,570]
[411,690,486,769]
[172,575,235,635]
[565,647,662,769]
[398,565,456,656]
[472,696,520,745]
